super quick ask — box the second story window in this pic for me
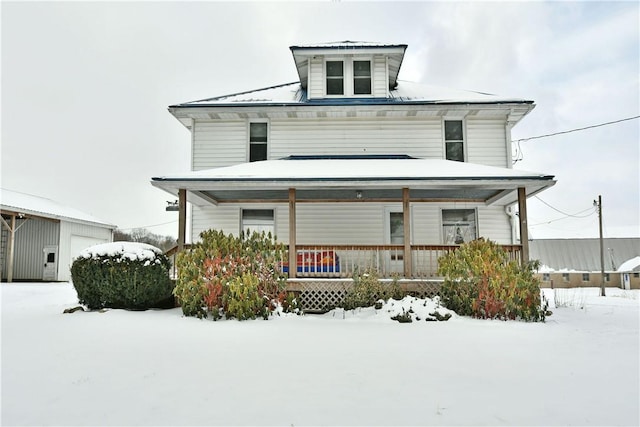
[353,61,371,95]
[326,61,344,95]
[249,122,267,162]
[445,120,465,162]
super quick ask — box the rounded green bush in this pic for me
[71,242,174,310]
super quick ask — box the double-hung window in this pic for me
[442,209,476,244]
[326,61,344,95]
[242,209,274,236]
[249,122,268,162]
[353,60,371,95]
[325,59,372,96]
[445,120,465,162]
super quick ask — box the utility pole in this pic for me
[594,195,605,297]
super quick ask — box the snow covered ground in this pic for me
[2,283,638,426]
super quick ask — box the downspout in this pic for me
[505,204,518,245]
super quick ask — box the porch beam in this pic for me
[403,187,412,278]
[517,187,529,264]
[213,197,486,204]
[288,188,297,279]
[178,188,187,252]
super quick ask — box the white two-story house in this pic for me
[152,41,555,308]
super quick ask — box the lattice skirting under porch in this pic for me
[285,279,443,313]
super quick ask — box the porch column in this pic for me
[517,187,529,264]
[0,214,17,283]
[288,188,297,279]
[403,187,412,278]
[177,188,187,252]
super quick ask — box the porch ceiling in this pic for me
[152,156,556,206]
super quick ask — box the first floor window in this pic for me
[242,209,274,236]
[249,122,268,162]
[542,273,550,282]
[562,273,570,282]
[582,273,590,282]
[445,120,465,162]
[442,209,476,244]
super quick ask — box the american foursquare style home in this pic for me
[152,41,556,310]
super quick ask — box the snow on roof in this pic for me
[0,188,115,228]
[290,40,407,49]
[172,80,532,107]
[153,156,553,182]
[618,256,640,272]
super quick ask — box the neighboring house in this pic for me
[531,238,640,289]
[152,41,556,309]
[0,188,115,282]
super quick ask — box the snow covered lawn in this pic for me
[2,283,638,426]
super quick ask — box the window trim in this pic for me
[240,208,276,237]
[440,208,477,245]
[324,57,373,98]
[248,120,269,162]
[443,119,466,162]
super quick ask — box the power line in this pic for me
[534,196,597,218]
[512,114,639,164]
[513,115,639,144]
[117,220,177,231]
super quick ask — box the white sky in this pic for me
[2,1,638,239]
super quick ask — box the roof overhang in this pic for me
[151,157,555,206]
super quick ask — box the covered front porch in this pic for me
[153,155,555,309]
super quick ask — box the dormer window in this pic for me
[326,61,344,95]
[353,61,371,95]
[324,59,372,97]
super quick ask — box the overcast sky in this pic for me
[2,1,638,240]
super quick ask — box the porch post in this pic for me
[403,187,412,278]
[288,188,297,278]
[517,187,530,264]
[1,214,17,283]
[178,188,186,252]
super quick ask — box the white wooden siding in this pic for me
[269,118,443,158]
[192,203,512,246]
[466,119,508,167]
[372,55,388,97]
[308,57,324,99]
[192,121,246,170]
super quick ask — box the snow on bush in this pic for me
[71,242,174,310]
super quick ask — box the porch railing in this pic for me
[284,244,522,279]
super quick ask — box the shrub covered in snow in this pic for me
[174,229,287,320]
[438,238,547,321]
[71,242,174,310]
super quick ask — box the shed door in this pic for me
[43,245,58,281]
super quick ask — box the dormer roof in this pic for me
[290,41,407,90]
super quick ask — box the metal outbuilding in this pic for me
[1,188,116,282]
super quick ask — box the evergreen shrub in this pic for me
[437,238,547,321]
[71,242,173,310]
[340,269,403,310]
[174,229,286,320]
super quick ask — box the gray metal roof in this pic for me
[530,238,640,272]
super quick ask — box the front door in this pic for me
[386,210,404,274]
[43,245,58,281]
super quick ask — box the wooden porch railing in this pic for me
[284,244,523,279]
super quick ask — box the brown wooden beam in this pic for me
[517,187,529,264]
[288,188,297,279]
[403,188,412,278]
[178,189,187,252]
